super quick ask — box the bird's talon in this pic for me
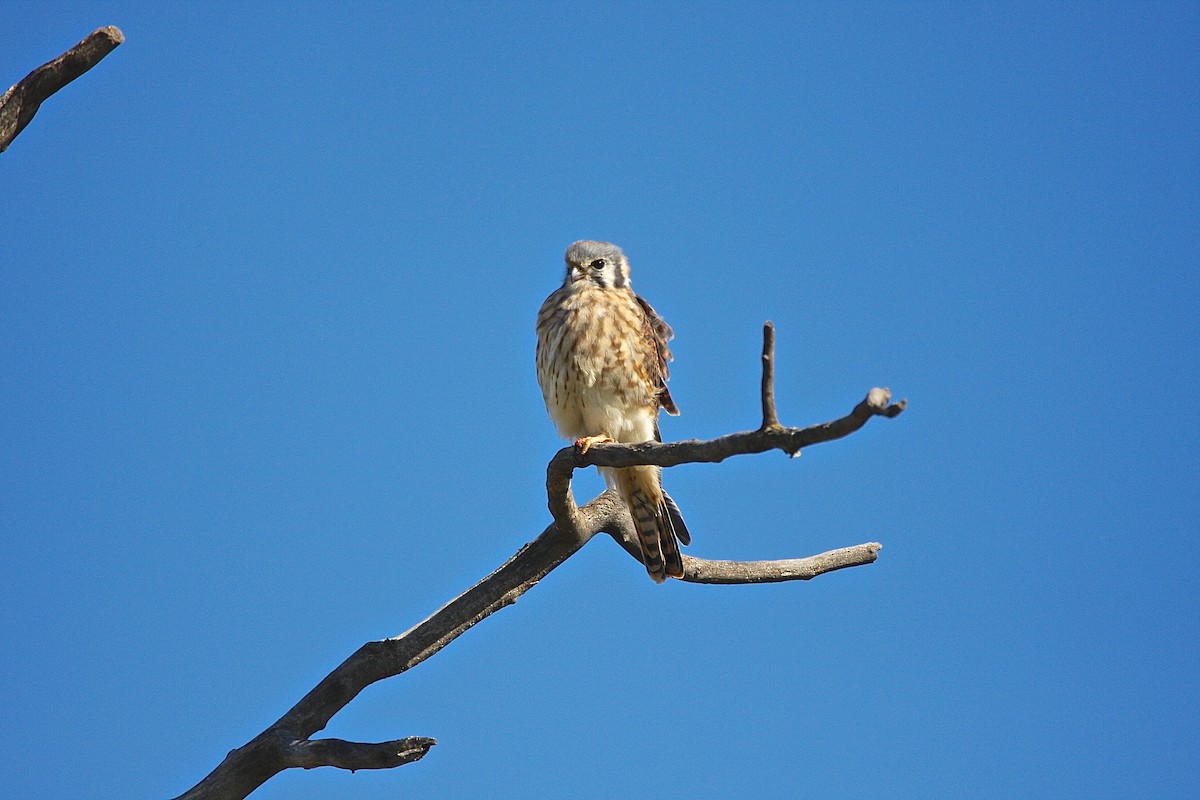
[574,435,614,455]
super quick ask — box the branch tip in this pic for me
[864,388,906,418]
[98,25,126,45]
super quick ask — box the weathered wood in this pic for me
[0,26,124,153]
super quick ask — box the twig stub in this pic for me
[760,321,782,431]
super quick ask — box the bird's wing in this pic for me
[634,294,679,416]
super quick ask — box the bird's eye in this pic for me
[590,259,606,270]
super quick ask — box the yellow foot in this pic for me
[574,434,615,455]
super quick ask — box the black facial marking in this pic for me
[589,258,608,288]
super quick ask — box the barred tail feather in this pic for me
[616,467,689,583]
[663,491,691,546]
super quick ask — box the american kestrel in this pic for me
[536,240,691,582]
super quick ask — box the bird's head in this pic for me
[563,240,630,290]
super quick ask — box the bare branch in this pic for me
[171,519,585,800]
[678,543,882,584]
[0,26,124,153]
[590,489,881,583]
[173,324,904,798]
[287,737,437,772]
[550,387,906,482]
[572,488,882,584]
[761,320,781,430]
[549,325,905,484]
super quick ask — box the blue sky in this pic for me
[3,3,1197,798]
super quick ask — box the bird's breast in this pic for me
[536,287,656,425]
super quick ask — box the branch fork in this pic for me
[551,321,904,581]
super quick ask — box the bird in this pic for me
[535,240,691,582]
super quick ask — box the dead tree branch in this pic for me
[287,736,436,772]
[173,323,904,799]
[1,26,124,153]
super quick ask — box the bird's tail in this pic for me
[612,465,691,583]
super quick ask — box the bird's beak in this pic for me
[568,263,586,283]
